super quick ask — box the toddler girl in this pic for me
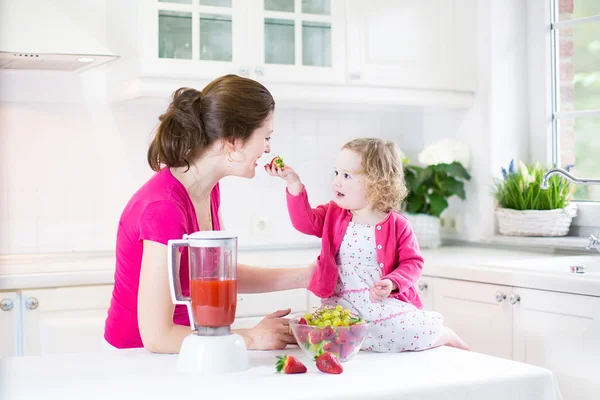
[266,138,468,352]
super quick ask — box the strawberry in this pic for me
[270,156,285,169]
[340,343,356,360]
[297,325,310,344]
[336,327,356,344]
[323,341,340,355]
[298,317,308,325]
[315,352,343,374]
[275,355,307,374]
[321,326,336,341]
[308,329,322,345]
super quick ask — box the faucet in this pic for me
[540,167,600,189]
[541,167,600,252]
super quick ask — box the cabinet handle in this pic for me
[0,299,13,311]
[255,66,264,76]
[238,67,248,76]
[495,291,506,303]
[349,72,361,80]
[418,282,428,291]
[237,296,244,301]
[509,294,521,305]
[26,297,39,310]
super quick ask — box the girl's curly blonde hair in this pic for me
[343,138,408,213]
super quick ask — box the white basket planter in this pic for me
[496,204,578,237]
[405,213,441,248]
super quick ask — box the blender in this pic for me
[168,231,250,374]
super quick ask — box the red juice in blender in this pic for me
[190,278,237,327]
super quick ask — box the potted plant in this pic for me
[402,139,472,248]
[493,160,577,236]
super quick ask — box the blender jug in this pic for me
[167,231,250,374]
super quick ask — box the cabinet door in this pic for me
[138,0,249,79]
[416,276,434,310]
[248,0,346,84]
[21,285,114,356]
[433,278,513,359]
[346,0,453,90]
[513,288,600,400]
[0,291,20,357]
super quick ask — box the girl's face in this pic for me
[231,113,273,179]
[332,149,369,210]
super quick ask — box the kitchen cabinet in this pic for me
[512,288,600,400]
[21,285,114,356]
[433,278,513,359]
[107,0,345,85]
[236,288,308,317]
[434,278,600,400]
[105,0,475,106]
[416,276,433,310]
[0,291,20,357]
[345,0,477,91]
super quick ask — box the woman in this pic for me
[104,75,313,353]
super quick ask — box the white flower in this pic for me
[417,139,471,169]
[518,160,536,190]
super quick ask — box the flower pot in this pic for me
[495,204,578,237]
[404,213,441,248]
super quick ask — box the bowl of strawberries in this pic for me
[289,305,370,363]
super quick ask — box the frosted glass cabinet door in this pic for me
[251,0,345,84]
[142,1,245,79]
[159,10,193,60]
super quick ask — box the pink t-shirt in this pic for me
[104,167,221,349]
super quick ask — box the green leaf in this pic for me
[405,194,425,213]
[437,162,471,180]
[428,191,449,217]
[439,178,466,200]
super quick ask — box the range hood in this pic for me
[0,0,119,71]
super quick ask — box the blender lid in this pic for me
[184,231,237,240]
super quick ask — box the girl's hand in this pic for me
[245,309,296,350]
[264,163,300,185]
[369,279,396,302]
[264,163,302,195]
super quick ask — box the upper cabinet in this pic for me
[345,0,477,92]
[106,0,476,106]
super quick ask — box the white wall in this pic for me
[0,75,424,254]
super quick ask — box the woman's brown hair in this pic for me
[148,74,275,171]
[343,138,408,213]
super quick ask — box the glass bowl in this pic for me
[289,319,370,363]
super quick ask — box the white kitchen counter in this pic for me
[1,245,598,297]
[0,346,561,400]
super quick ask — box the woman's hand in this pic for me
[369,279,396,303]
[245,309,296,350]
[264,163,302,195]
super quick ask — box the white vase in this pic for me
[404,213,441,249]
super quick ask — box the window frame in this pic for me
[547,0,600,235]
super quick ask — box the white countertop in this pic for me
[0,346,561,400]
[1,245,598,297]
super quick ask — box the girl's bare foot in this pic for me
[433,327,470,351]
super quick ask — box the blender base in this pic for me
[177,333,250,375]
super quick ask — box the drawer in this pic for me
[235,289,307,318]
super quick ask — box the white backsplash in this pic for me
[0,101,426,254]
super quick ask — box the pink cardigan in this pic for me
[287,186,424,309]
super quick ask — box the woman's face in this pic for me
[232,113,274,179]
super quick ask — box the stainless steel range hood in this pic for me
[0,0,119,71]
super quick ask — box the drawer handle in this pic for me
[26,297,39,310]
[495,292,506,303]
[418,282,428,291]
[237,296,244,301]
[0,299,13,311]
[509,294,521,305]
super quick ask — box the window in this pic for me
[550,0,600,201]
